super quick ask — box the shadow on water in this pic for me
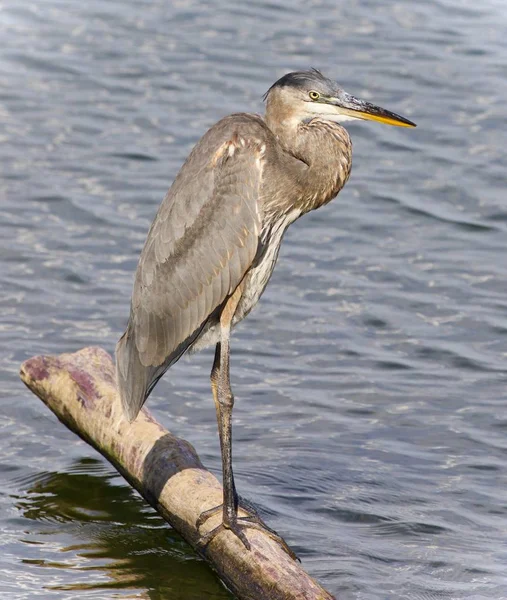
[14,457,233,600]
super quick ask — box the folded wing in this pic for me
[116,131,264,421]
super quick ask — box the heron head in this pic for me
[264,69,416,128]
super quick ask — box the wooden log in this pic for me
[20,346,335,600]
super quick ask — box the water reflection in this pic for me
[15,458,232,599]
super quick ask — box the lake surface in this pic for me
[1,0,507,598]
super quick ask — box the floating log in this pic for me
[20,346,335,600]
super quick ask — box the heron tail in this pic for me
[115,328,155,422]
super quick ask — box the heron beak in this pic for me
[330,93,416,128]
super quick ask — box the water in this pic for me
[1,0,507,597]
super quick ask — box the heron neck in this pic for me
[266,113,352,212]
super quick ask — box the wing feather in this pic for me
[116,121,266,421]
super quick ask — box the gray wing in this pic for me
[116,126,264,421]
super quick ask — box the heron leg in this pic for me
[198,341,239,517]
[196,289,250,546]
[195,290,298,560]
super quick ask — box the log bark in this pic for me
[20,346,335,600]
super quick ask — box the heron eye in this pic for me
[309,91,320,100]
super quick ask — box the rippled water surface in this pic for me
[1,0,507,598]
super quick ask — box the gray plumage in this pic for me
[117,117,264,420]
[116,70,415,551]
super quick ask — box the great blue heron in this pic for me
[116,69,415,553]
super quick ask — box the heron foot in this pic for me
[195,503,299,561]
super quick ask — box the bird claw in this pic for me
[195,503,299,561]
[195,503,223,530]
[197,518,252,552]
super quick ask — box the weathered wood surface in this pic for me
[20,346,335,600]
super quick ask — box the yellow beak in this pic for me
[332,93,416,128]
